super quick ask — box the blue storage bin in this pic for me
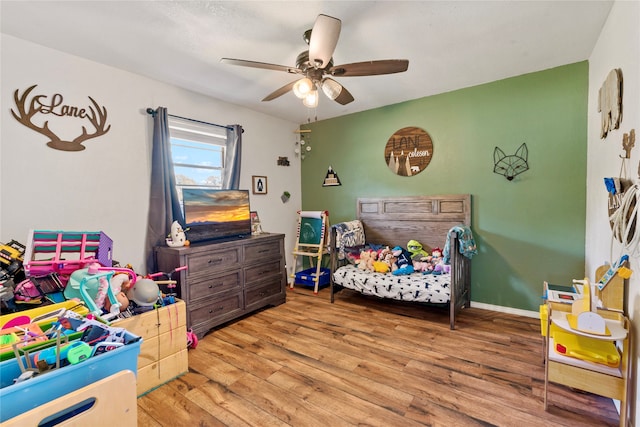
[0,332,141,422]
[294,267,331,288]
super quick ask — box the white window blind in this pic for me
[168,116,227,192]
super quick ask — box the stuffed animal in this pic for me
[407,240,429,261]
[372,260,390,273]
[166,221,188,247]
[431,247,443,259]
[357,250,375,272]
[412,260,431,273]
[423,247,448,275]
[383,251,398,272]
[377,247,396,270]
[392,246,414,275]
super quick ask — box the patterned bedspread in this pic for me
[332,264,451,304]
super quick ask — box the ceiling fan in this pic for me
[221,14,409,108]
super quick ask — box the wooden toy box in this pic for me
[0,332,141,422]
[112,299,188,395]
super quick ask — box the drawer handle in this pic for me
[208,258,223,264]
[210,306,225,313]
[258,249,270,253]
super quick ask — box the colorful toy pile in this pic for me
[0,230,184,320]
[0,300,142,422]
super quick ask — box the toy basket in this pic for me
[0,331,141,422]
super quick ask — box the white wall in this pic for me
[586,0,639,422]
[0,34,301,275]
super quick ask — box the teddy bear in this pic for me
[357,250,375,272]
[376,247,396,270]
[384,251,398,272]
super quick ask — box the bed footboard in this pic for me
[329,225,342,304]
[449,233,471,329]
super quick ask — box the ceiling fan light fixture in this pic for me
[293,77,314,99]
[321,78,342,100]
[303,90,319,108]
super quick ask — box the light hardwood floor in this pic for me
[137,287,619,426]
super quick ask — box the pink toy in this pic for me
[24,230,113,281]
[186,328,198,349]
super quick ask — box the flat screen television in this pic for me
[182,188,252,244]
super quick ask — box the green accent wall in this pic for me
[301,62,588,312]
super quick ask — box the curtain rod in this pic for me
[146,108,234,131]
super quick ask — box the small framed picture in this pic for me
[250,211,263,235]
[252,175,267,194]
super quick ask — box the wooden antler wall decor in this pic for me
[11,84,111,152]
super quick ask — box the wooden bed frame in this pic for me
[329,194,472,329]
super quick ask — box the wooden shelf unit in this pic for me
[543,303,631,427]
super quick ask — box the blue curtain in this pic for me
[144,107,184,273]
[223,124,243,189]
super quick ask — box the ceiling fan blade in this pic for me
[321,78,354,105]
[308,14,341,69]
[262,81,297,102]
[221,58,299,74]
[334,85,354,105]
[330,60,409,77]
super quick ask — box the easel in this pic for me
[289,211,329,294]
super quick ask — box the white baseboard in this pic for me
[470,301,539,319]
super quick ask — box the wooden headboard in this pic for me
[357,194,471,251]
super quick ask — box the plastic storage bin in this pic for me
[0,332,141,422]
[294,267,330,288]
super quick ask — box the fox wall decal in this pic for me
[493,143,529,181]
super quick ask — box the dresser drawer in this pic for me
[245,280,283,307]
[244,259,283,285]
[186,246,241,277]
[189,292,243,326]
[244,239,282,263]
[188,270,242,302]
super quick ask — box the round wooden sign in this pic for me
[384,127,433,176]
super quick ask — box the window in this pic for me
[168,116,226,194]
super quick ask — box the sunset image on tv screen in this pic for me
[184,189,250,224]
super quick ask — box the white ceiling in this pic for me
[1,1,613,124]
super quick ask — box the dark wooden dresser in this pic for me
[154,233,287,338]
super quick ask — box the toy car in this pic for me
[0,240,25,266]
